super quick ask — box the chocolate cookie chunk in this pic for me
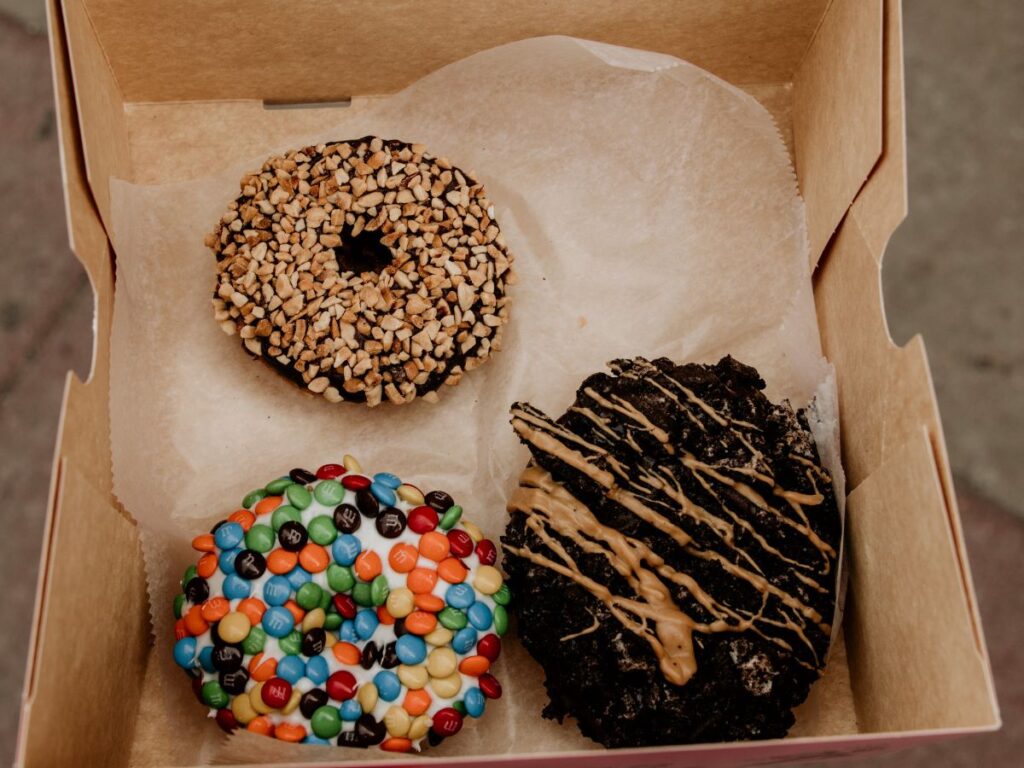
[501,356,841,747]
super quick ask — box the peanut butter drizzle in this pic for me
[507,369,838,686]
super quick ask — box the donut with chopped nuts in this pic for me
[206,137,515,407]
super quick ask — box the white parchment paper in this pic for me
[108,37,849,766]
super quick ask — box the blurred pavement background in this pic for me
[0,1,1020,766]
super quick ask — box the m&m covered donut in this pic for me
[172,456,509,751]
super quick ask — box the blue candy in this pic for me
[354,609,379,640]
[305,655,329,685]
[303,735,330,745]
[340,700,363,721]
[332,534,362,566]
[445,583,475,609]
[262,606,295,637]
[370,482,396,506]
[339,620,359,643]
[467,601,493,631]
[198,645,216,673]
[395,635,427,665]
[263,575,292,606]
[374,670,402,702]
[173,637,197,669]
[452,627,478,654]
[218,546,241,575]
[464,687,486,718]
[286,566,312,589]
[277,655,306,684]
[372,472,401,489]
[214,521,244,550]
[222,573,252,600]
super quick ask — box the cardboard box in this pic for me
[18,0,1000,765]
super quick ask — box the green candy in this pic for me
[308,515,337,545]
[439,505,463,530]
[438,606,468,630]
[180,565,197,590]
[327,564,355,593]
[452,700,467,716]
[311,705,343,739]
[492,583,512,606]
[296,582,324,610]
[351,581,373,607]
[314,479,345,506]
[242,488,268,509]
[201,681,229,709]
[271,505,301,531]
[323,613,342,631]
[285,484,312,510]
[244,523,275,553]
[493,604,509,636]
[318,589,333,611]
[242,626,266,655]
[265,477,294,494]
[370,575,390,606]
[279,630,303,656]
[173,593,185,619]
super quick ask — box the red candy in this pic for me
[316,463,346,480]
[447,529,474,558]
[475,539,497,566]
[407,506,439,534]
[333,593,357,619]
[327,670,357,701]
[216,708,239,733]
[261,677,292,709]
[477,633,501,662]
[431,707,464,736]
[478,673,502,699]
[341,474,371,491]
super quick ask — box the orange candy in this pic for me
[403,689,432,716]
[333,642,361,665]
[388,543,419,573]
[274,723,306,742]
[191,533,215,552]
[381,738,413,753]
[267,548,298,574]
[406,567,438,595]
[254,495,282,516]
[414,593,445,613]
[376,606,396,626]
[437,557,468,584]
[418,531,450,562]
[174,618,188,640]
[299,543,330,573]
[283,600,306,624]
[354,550,383,581]
[228,509,256,531]
[249,652,278,682]
[183,605,209,636]
[459,655,491,676]
[200,597,230,623]
[237,597,266,625]
[246,715,273,736]
[404,611,438,636]
[196,552,218,578]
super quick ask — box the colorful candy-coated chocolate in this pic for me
[431,707,464,736]
[475,539,498,566]
[341,474,371,491]
[476,633,501,662]
[438,505,463,530]
[464,687,486,718]
[407,506,438,534]
[316,463,346,480]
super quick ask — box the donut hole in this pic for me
[335,226,393,276]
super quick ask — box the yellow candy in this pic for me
[231,693,258,725]
[357,682,379,713]
[386,588,415,619]
[217,611,251,644]
[396,484,425,505]
[384,705,411,738]
[424,626,453,647]
[408,714,431,740]
[426,647,457,679]
[462,519,484,542]
[429,671,462,698]
[397,664,428,690]
[473,565,503,595]
[302,607,325,632]
[282,689,302,715]
[343,454,363,473]
[250,682,272,714]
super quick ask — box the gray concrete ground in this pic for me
[0,1,1020,766]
